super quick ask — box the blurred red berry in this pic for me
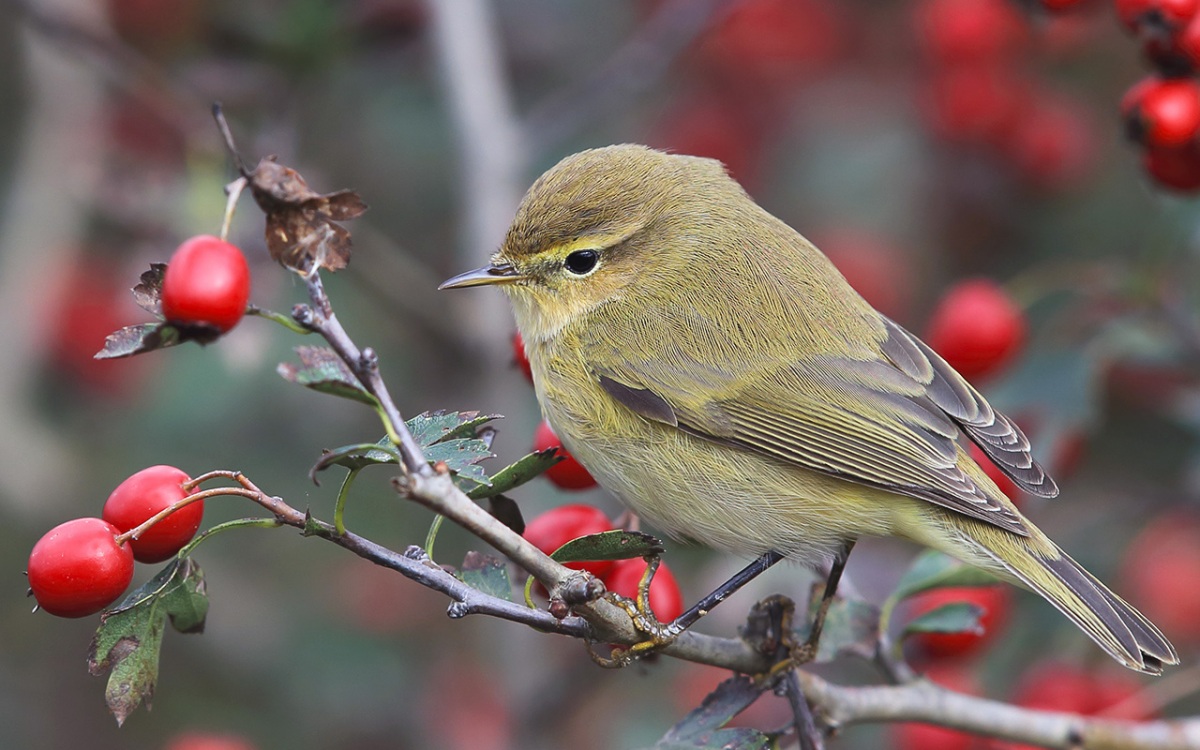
[1142,141,1200,190]
[47,258,150,396]
[927,279,1026,381]
[1116,0,1199,34]
[512,331,533,383]
[161,235,251,333]
[1039,0,1092,10]
[1122,77,1200,149]
[604,557,684,622]
[164,732,258,750]
[994,662,1152,749]
[905,585,1010,662]
[817,228,914,320]
[1145,11,1200,69]
[1004,95,1097,190]
[523,504,615,579]
[103,465,202,563]
[28,518,135,618]
[697,0,846,87]
[651,90,764,189]
[1121,511,1200,647]
[532,421,598,490]
[913,0,1027,64]
[921,63,1031,145]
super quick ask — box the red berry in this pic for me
[1147,12,1200,69]
[968,443,1019,505]
[926,279,1025,381]
[921,63,1031,145]
[905,585,1010,662]
[1116,0,1199,34]
[697,0,846,87]
[523,504,616,579]
[1004,95,1097,190]
[161,235,251,333]
[163,731,259,750]
[913,0,1027,64]
[512,331,533,383]
[27,518,135,618]
[1142,141,1200,190]
[103,465,202,563]
[1123,77,1200,149]
[604,557,685,623]
[1039,0,1090,9]
[532,421,598,491]
[817,228,915,320]
[996,662,1153,749]
[1121,511,1200,647]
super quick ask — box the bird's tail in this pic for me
[970,529,1178,674]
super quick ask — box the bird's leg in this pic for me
[605,550,786,661]
[791,539,855,665]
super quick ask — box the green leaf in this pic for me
[467,449,560,499]
[892,550,1000,602]
[796,594,881,664]
[277,346,379,406]
[423,437,493,485]
[87,559,209,726]
[551,530,664,564]
[901,601,984,639]
[457,551,513,601]
[406,410,500,448]
[309,440,400,480]
[94,322,185,359]
[486,494,525,535]
[650,675,773,749]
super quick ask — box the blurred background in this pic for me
[3,0,1200,748]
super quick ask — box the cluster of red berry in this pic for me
[513,334,685,619]
[915,0,1097,191]
[27,466,204,618]
[29,234,252,619]
[1118,0,1200,189]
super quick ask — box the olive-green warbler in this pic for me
[441,144,1177,674]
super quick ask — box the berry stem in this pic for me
[246,305,313,335]
[113,487,258,545]
[332,466,361,536]
[174,517,284,559]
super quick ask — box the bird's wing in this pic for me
[588,315,1055,537]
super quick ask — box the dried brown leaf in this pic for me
[245,157,367,273]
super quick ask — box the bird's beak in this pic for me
[439,262,526,290]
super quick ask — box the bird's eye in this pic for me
[563,249,600,276]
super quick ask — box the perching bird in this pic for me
[441,144,1178,674]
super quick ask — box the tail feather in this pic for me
[981,538,1179,674]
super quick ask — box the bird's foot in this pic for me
[595,557,681,667]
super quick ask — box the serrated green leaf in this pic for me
[901,601,984,639]
[277,346,378,406]
[95,322,185,359]
[892,550,1000,602]
[423,438,493,485]
[551,530,664,565]
[467,449,560,499]
[406,410,500,448]
[87,559,209,725]
[310,440,400,478]
[457,551,513,601]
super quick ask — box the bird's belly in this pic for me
[559,421,910,569]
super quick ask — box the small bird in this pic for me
[441,144,1178,674]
